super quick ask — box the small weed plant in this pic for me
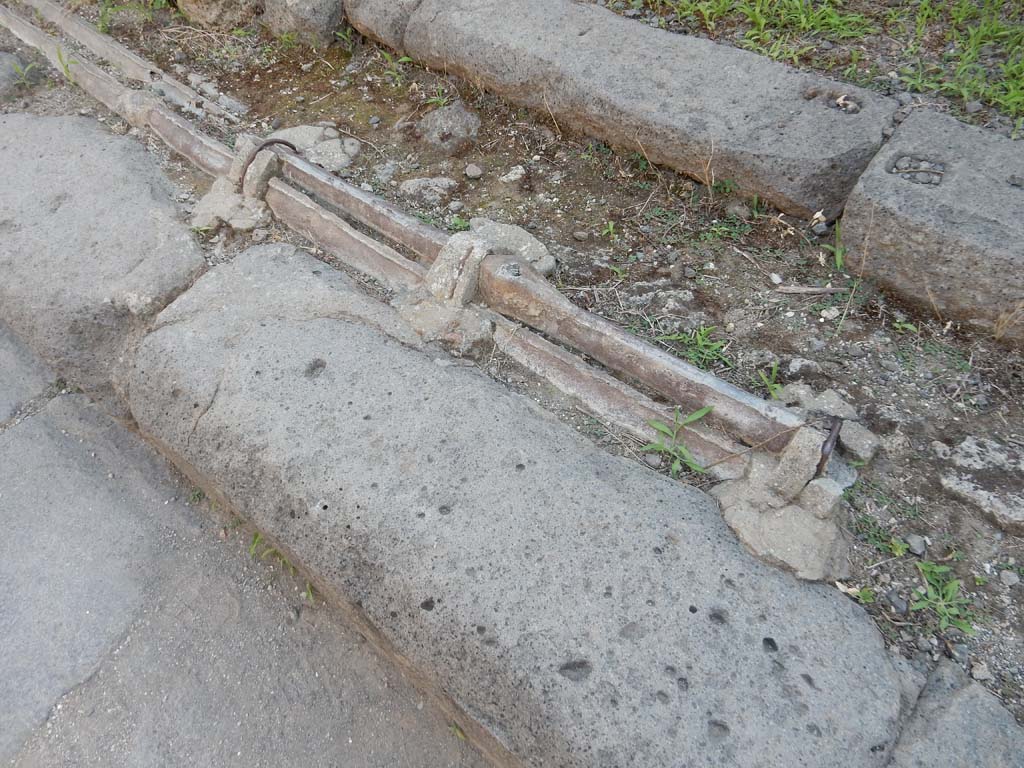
[657,325,733,370]
[379,50,413,85]
[757,361,782,399]
[643,406,713,477]
[912,561,974,634]
[821,221,848,271]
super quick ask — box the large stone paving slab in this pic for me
[0,114,205,414]
[843,109,1024,346]
[0,393,484,767]
[129,245,917,768]
[349,0,896,218]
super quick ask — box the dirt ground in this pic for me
[3,1,1022,725]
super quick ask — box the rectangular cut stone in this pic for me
[128,246,911,768]
[351,0,896,218]
[843,110,1024,346]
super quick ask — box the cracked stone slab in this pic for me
[129,246,914,767]
[0,325,51,422]
[889,660,1024,768]
[0,392,487,767]
[0,114,205,415]
[351,0,896,218]
[843,110,1024,346]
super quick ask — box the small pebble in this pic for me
[499,165,526,183]
[964,100,983,114]
[644,454,663,470]
[950,643,970,665]
[573,230,589,242]
[1000,569,1020,587]
[905,534,927,557]
[464,163,483,179]
[970,662,993,682]
[885,590,909,616]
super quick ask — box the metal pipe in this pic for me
[265,179,427,293]
[273,146,448,264]
[479,255,804,452]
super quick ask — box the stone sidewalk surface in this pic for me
[2,110,1022,766]
[0,325,485,767]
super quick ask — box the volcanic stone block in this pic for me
[843,110,1024,346]
[129,245,916,768]
[349,0,897,218]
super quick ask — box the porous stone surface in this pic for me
[345,0,421,51]
[304,136,361,172]
[353,0,896,218]
[712,447,850,583]
[397,234,496,355]
[177,0,261,29]
[128,246,916,768]
[889,661,1024,768]
[262,0,344,46]
[779,383,880,463]
[779,383,859,421]
[468,217,556,275]
[268,123,338,149]
[843,110,1024,346]
[0,325,50,421]
[0,114,205,414]
[191,177,271,232]
[416,101,480,155]
[935,436,1023,534]
[241,149,280,198]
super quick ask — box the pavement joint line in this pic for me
[0,386,66,435]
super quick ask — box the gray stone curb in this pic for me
[0,113,206,418]
[843,109,1024,346]
[349,0,896,220]
[128,245,913,768]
